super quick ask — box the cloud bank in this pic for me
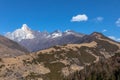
[116,18,120,27]
[102,29,107,32]
[71,14,88,22]
[108,36,120,42]
[96,17,104,22]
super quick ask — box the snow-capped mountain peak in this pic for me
[21,24,31,31]
[65,29,73,32]
[5,24,35,42]
[51,30,62,38]
[64,30,76,35]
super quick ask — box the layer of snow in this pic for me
[64,30,75,35]
[51,33,62,38]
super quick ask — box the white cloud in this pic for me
[96,17,104,22]
[71,14,88,22]
[108,36,120,42]
[102,29,107,32]
[116,18,120,27]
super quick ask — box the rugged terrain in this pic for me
[0,35,28,58]
[0,32,120,80]
[67,52,120,80]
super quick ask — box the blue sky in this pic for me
[0,0,120,41]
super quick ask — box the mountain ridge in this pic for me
[5,24,86,52]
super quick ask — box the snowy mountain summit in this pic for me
[6,24,35,41]
[51,30,62,38]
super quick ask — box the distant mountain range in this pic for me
[5,24,85,52]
